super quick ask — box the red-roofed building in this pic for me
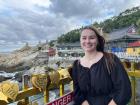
[47,48,56,56]
[128,40,140,47]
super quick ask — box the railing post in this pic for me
[70,81,74,91]
[131,62,136,105]
[44,88,49,103]
[22,74,29,104]
[59,83,64,97]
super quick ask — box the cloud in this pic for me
[0,0,51,11]
[0,8,77,43]
[0,0,140,52]
[49,0,140,20]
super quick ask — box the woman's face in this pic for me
[80,29,98,52]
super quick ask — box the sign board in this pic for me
[47,92,74,105]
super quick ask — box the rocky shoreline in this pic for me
[0,43,47,72]
[0,43,75,82]
[0,43,48,81]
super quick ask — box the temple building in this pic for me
[105,25,140,53]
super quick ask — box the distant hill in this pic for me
[57,6,140,44]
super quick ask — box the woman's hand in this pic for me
[108,99,117,105]
[81,100,89,105]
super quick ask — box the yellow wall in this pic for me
[126,47,140,56]
[135,48,140,54]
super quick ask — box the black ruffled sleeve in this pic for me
[71,60,86,105]
[109,55,132,105]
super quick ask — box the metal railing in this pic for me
[0,61,139,105]
[126,62,140,105]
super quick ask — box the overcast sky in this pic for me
[0,0,140,52]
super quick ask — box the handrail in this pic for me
[0,61,139,105]
[128,70,140,77]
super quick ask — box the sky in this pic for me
[0,0,140,52]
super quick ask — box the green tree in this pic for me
[136,19,140,34]
[49,41,55,47]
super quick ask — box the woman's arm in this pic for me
[108,55,132,105]
[72,60,86,105]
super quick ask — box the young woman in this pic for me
[71,26,131,105]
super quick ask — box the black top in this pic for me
[71,54,131,105]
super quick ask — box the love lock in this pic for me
[0,91,8,103]
[31,74,49,91]
[58,68,71,79]
[48,71,60,85]
[0,80,19,101]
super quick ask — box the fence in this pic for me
[0,61,139,105]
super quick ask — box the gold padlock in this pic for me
[0,80,19,101]
[0,91,8,103]
[31,74,49,91]
[48,71,60,85]
[58,68,71,79]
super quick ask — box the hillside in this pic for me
[57,6,140,44]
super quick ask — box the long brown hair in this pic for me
[81,26,115,73]
[104,52,115,74]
